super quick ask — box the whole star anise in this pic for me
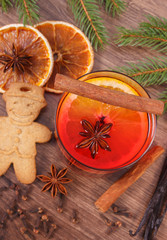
[76,118,113,159]
[0,43,32,73]
[37,164,72,198]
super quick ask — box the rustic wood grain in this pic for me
[0,0,167,240]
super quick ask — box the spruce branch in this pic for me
[139,15,167,36]
[67,0,109,50]
[0,0,12,12]
[15,0,39,25]
[99,0,126,17]
[115,26,167,53]
[115,15,167,53]
[112,57,167,87]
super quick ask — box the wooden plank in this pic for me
[0,0,166,239]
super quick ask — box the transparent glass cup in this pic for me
[55,71,156,174]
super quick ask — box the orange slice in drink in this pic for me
[35,21,94,93]
[56,77,150,170]
[0,24,54,93]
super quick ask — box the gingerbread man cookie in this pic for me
[0,83,52,184]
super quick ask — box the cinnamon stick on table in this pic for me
[54,74,164,115]
[95,146,164,213]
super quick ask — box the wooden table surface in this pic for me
[0,0,166,240]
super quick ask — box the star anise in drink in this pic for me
[37,164,72,198]
[0,43,32,73]
[76,119,113,159]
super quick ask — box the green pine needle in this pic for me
[159,90,167,113]
[67,0,109,50]
[115,26,167,53]
[115,15,167,53]
[140,15,167,36]
[99,0,126,17]
[15,0,39,25]
[112,57,167,87]
[0,0,12,12]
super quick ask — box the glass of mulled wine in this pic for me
[55,71,156,173]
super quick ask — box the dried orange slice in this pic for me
[35,21,94,93]
[0,24,53,93]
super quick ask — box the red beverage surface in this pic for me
[57,77,149,170]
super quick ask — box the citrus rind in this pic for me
[0,24,54,93]
[35,21,94,94]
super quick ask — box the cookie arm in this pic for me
[34,123,52,143]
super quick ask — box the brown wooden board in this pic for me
[0,0,166,239]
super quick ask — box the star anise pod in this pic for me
[37,164,72,198]
[76,119,113,159]
[0,43,32,73]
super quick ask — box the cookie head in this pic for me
[3,83,47,124]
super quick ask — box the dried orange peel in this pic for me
[35,21,94,93]
[0,24,54,93]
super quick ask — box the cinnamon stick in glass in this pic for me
[54,74,164,115]
[95,146,164,213]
